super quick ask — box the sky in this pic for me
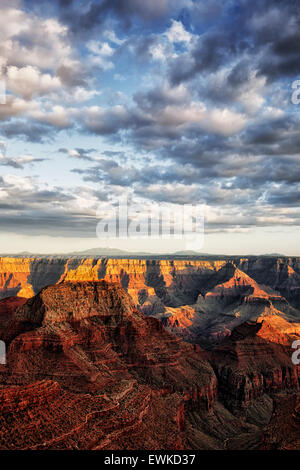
[0,0,300,255]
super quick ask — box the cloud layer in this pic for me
[0,0,299,248]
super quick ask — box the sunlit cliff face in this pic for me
[1,255,300,349]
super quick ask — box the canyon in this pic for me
[1,255,300,346]
[0,256,299,450]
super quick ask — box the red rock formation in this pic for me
[0,256,226,304]
[261,395,300,449]
[155,262,300,348]
[0,379,188,450]
[209,319,299,411]
[238,257,300,309]
[0,296,27,322]
[0,281,299,449]
[1,255,300,306]
[0,280,220,449]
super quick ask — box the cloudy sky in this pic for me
[0,0,300,255]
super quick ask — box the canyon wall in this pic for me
[1,255,300,305]
[1,256,300,348]
[0,257,226,302]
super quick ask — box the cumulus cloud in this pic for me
[0,7,71,70]
[87,41,116,70]
[78,88,247,143]
[79,105,133,135]
[165,20,193,44]
[0,2,99,141]
[7,66,61,100]
[29,105,72,129]
[0,96,38,120]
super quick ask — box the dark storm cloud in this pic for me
[56,64,89,88]
[24,0,186,38]
[0,120,60,143]
[243,115,300,157]
[71,157,210,188]
[266,185,300,207]
[165,0,300,88]
[169,29,250,85]
[79,105,152,137]
[0,213,99,237]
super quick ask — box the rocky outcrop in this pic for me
[238,257,300,309]
[157,263,300,348]
[209,320,300,411]
[0,296,27,323]
[261,395,300,450]
[0,280,219,449]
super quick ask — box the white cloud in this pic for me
[30,105,72,129]
[0,95,38,120]
[2,174,36,191]
[0,4,95,113]
[165,20,193,43]
[149,43,167,62]
[237,72,266,115]
[87,41,115,70]
[206,66,266,116]
[68,150,82,158]
[7,66,61,100]
[156,101,247,135]
[0,154,43,168]
[0,8,71,70]
[203,108,247,136]
[0,140,7,156]
[58,87,100,104]
[103,30,125,46]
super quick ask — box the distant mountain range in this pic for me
[0,247,287,258]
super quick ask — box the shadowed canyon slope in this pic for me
[0,279,299,450]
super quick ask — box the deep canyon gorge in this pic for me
[0,256,299,450]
